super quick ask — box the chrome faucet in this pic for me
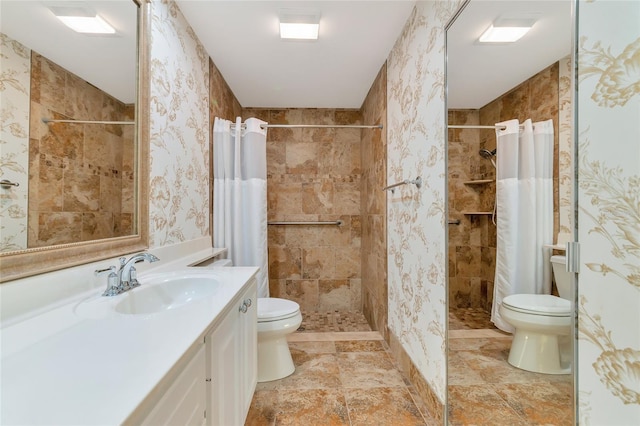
[95,252,160,296]
[118,253,160,290]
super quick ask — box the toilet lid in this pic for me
[502,294,571,316]
[257,298,300,321]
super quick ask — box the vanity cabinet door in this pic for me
[239,282,257,418]
[141,345,206,426]
[206,301,241,426]
[206,278,257,426]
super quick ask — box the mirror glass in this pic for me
[0,0,138,254]
[446,0,574,423]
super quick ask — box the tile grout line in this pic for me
[334,348,354,426]
[486,383,532,424]
[406,386,433,425]
[342,387,354,426]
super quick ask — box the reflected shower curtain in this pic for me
[213,117,269,298]
[492,119,554,332]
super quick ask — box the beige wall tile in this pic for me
[268,247,302,279]
[302,247,336,280]
[302,180,334,214]
[252,108,364,311]
[319,279,351,311]
[29,52,132,247]
[335,246,361,279]
[361,64,387,329]
[286,142,318,174]
[285,279,319,311]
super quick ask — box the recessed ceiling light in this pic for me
[56,15,116,34]
[50,5,116,34]
[479,25,531,43]
[279,9,319,40]
[280,22,319,40]
[478,18,535,43]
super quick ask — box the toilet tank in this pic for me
[550,255,572,299]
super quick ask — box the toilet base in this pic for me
[508,330,571,375]
[257,334,295,382]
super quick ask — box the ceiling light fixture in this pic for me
[478,18,535,43]
[51,6,116,34]
[279,9,319,40]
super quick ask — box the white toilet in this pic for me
[256,297,302,382]
[500,255,572,374]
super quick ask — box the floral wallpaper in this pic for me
[386,0,462,406]
[576,0,640,423]
[149,0,210,248]
[0,34,30,252]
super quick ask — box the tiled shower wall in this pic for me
[242,108,363,312]
[447,62,560,310]
[360,64,388,338]
[28,52,134,247]
[208,55,370,314]
[447,110,496,310]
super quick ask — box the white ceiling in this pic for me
[177,1,416,109]
[0,0,137,104]
[447,0,572,109]
[0,1,572,111]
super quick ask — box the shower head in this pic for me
[479,148,496,159]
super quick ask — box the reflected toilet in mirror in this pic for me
[499,255,572,374]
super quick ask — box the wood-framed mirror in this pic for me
[0,0,150,282]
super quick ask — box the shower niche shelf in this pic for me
[463,179,493,185]
[462,211,493,215]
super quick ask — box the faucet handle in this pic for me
[95,265,116,276]
[129,267,140,288]
[95,265,121,297]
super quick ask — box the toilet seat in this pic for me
[503,294,570,317]
[257,298,300,322]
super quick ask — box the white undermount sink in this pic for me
[114,270,222,315]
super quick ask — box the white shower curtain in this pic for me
[491,118,554,332]
[213,117,269,298]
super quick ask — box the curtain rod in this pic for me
[448,124,525,130]
[448,125,506,130]
[42,118,135,125]
[231,123,383,130]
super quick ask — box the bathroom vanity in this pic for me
[0,265,258,425]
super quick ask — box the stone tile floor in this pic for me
[448,329,573,425]
[448,308,573,425]
[246,311,438,425]
[448,307,496,330]
[247,311,573,425]
[298,311,372,333]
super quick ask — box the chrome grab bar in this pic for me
[267,220,343,226]
[0,180,19,188]
[383,176,422,193]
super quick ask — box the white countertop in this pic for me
[0,265,257,425]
